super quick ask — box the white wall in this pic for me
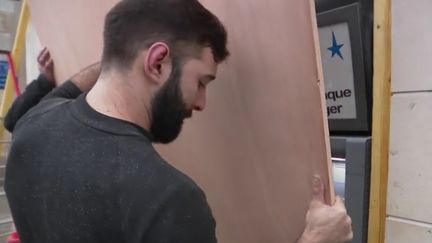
[25,22,42,84]
[385,0,432,242]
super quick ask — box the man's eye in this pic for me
[198,81,205,88]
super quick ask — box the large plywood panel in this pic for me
[392,0,432,92]
[157,1,332,242]
[28,0,332,242]
[387,93,432,223]
[27,0,118,82]
[385,217,432,243]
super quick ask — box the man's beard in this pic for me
[150,61,192,144]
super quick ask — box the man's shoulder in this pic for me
[118,150,216,243]
[30,97,71,115]
[131,149,199,188]
[119,147,204,198]
[14,97,72,132]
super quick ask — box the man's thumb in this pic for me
[312,174,325,203]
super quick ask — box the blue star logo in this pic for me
[327,31,344,60]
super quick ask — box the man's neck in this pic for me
[86,71,152,131]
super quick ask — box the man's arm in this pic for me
[4,46,101,132]
[43,62,101,100]
[123,180,217,243]
[4,75,55,132]
[143,185,217,243]
[4,48,56,132]
[297,176,353,243]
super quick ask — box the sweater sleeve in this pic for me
[123,180,217,243]
[143,185,217,243]
[42,80,82,101]
[4,74,55,132]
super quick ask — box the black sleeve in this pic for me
[144,185,217,243]
[4,75,55,132]
[123,182,217,243]
[42,80,82,100]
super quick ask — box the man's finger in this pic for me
[334,196,346,209]
[311,174,325,203]
[37,47,47,60]
[45,58,54,68]
[38,50,48,64]
[39,49,50,64]
[345,230,354,242]
[42,51,51,63]
[37,47,48,62]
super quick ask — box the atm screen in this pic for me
[332,158,346,198]
[0,60,8,89]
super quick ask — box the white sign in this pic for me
[318,22,357,119]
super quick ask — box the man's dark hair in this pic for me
[102,0,229,70]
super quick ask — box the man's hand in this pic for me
[37,47,56,83]
[68,62,101,92]
[298,175,353,243]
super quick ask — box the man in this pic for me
[5,0,352,242]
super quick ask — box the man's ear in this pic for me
[144,42,171,84]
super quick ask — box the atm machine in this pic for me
[315,1,373,242]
